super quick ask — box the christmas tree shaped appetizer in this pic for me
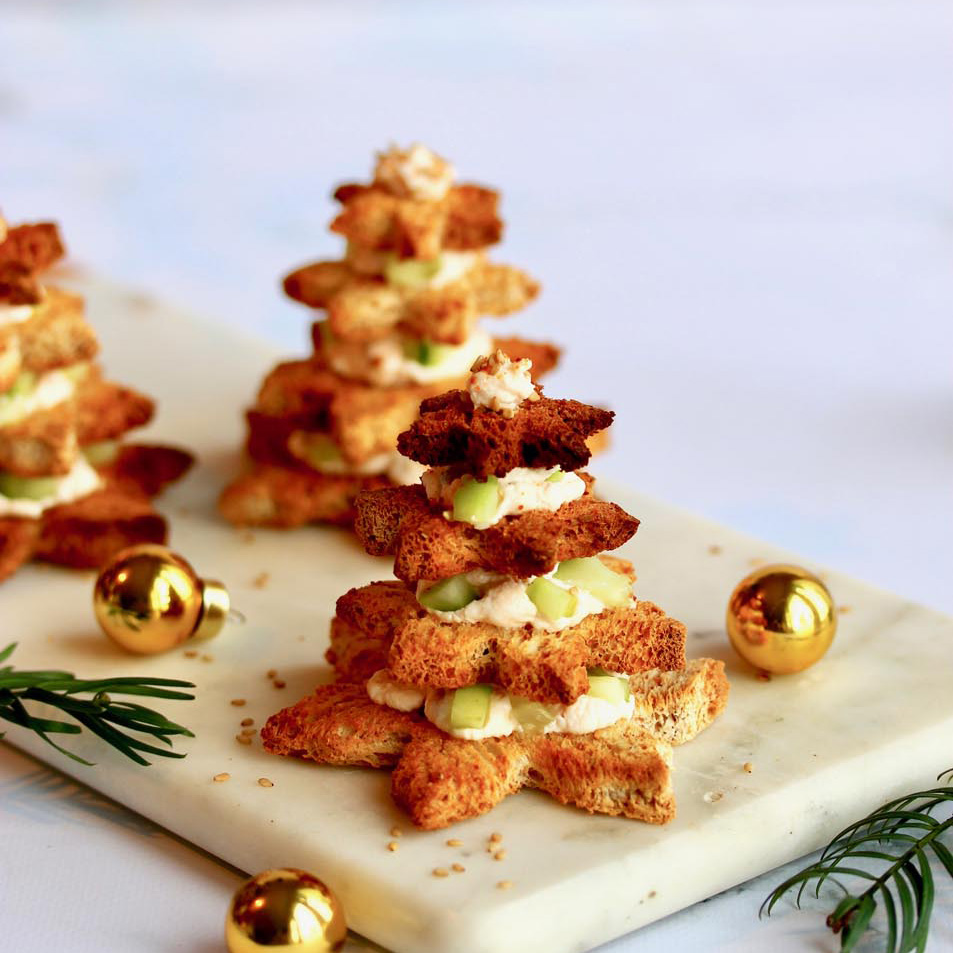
[220,144,557,528]
[0,214,192,583]
[263,352,729,828]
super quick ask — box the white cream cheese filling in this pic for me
[423,465,587,529]
[327,327,493,388]
[0,368,75,427]
[0,337,21,384]
[374,143,456,201]
[367,669,634,741]
[467,350,538,416]
[289,434,426,486]
[0,303,36,327]
[417,568,628,633]
[0,456,102,518]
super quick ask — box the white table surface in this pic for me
[1,2,951,951]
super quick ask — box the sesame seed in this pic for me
[213,773,230,783]
[230,698,246,707]
[390,825,402,837]
[708,544,723,555]
[266,669,278,679]
[240,717,254,727]
[236,734,252,745]
[839,605,852,614]
[493,849,507,861]
[184,650,198,658]
[387,841,399,852]
[273,679,286,689]
[446,838,462,847]
[496,880,512,890]
[240,727,256,737]
[756,670,772,682]
[489,832,503,843]
[432,868,449,878]
[743,762,754,773]
[452,864,465,873]
[257,778,274,788]
[252,572,270,589]
[201,654,214,662]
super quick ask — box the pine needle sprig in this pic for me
[762,769,953,953]
[0,642,195,767]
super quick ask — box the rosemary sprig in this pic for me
[763,769,953,953]
[0,642,195,767]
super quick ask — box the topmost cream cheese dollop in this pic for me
[374,144,456,202]
[467,350,539,418]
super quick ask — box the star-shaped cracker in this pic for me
[262,659,728,829]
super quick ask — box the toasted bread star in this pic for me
[261,662,728,830]
[355,482,640,582]
[0,222,65,273]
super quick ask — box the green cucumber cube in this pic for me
[0,472,61,500]
[526,577,578,622]
[510,697,558,734]
[385,255,442,289]
[301,436,343,467]
[82,440,120,467]
[587,673,628,705]
[449,684,493,730]
[6,371,36,398]
[554,557,632,607]
[418,574,479,612]
[545,469,565,483]
[451,475,501,525]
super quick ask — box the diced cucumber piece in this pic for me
[449,684,493,730]
[0,472,61,501]
[451,475,501,525]
[4,371,36,398]
[526,577,578,622]
[300,435,343,467]
[545,469,565,483]
[511,697,558,734]
[587,672,628,705]
[418,574,479,612]
[385,255,442,289]
[587,667,631,701]
[401,338,454,367]
[61,363,89,384]
[554,557,632,607]
[82,440,119,467]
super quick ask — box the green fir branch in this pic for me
[0,642,195,766]
[763,770,953,953]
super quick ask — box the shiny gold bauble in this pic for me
[93,543,230,655]
[726,563,837,675]
[225,868,347,953]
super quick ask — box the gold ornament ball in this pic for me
[93,543,230,655]
[726,563,837,675]
[225,868,347,953]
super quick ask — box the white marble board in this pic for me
[3,279,953,953]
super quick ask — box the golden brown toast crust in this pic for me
[261,682,678,829]
[329,577,687,705]
[0,262,42,305]
[355,482,639,582]
[0,223,65,273]
[329,183,502,259]
[16,287,99,374]
[398,390,614,478]
[75,376,154,443]
[97,443,194,498]
[285,257,539,346]
[218,463,391,528]
[0,403,78,477]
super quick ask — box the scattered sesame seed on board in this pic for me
[708,544,723,555]
[839,605,852,614]
[201,653,214,662]
[489,832,503,843]
[266,669,278,679]
[743,762,754,773]
[183,650,198,658]
[240,717,254,727]
[273,679,286,689]
[387,841,399,852]
[703,791,724,803]
[230,698,247,707]
[496,880,512,890]
[236,734,252,745]
[390,825,402,838]
[252,572,270,589]
[213,773,230,783]
[493,850,506,861]
[258,777,274,788]
[446,838,462,847]
[240,727,256,737]
[756,670,772,682]
[452,864,465,873]
[432,868,449,878]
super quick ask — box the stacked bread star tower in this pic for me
[220,145,558,528]
[263,352,729,829]
[0,215,193,583]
